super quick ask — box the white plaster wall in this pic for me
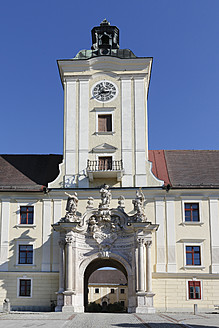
[121,78,133,187]
[209,197,219,273]
[78,79,89,188]
[0,199,10,271]
[41,199,52,272]
[134,78,147,187]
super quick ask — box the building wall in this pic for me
[88,284,128,308]
[0,189,219,311]
[153,276,219,312]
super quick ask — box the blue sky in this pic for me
[0,0,219,154]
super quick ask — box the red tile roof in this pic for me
[148,150,170,186]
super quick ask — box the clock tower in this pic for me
[49,20,163,189]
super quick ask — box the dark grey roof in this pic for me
[89,270,127,285]
[164,150,219,188]
[0,154,62,191]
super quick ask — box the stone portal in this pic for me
[53,186,158,313]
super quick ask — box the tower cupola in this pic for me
[91,19,119,55]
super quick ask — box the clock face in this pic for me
[92,81,118,102]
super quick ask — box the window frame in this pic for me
[181,200,203,226]
[183,242,204,269]
[16,200,36,227]
[20,206,34,225]
[16,239,35,266]
[95,288,99,294]
[186,280,202,300]
[184,203,200,222]
[18,244,33,265]
[17,277,32,298]
[95,108,115,135]
[120,288,125,294]
[110,288,115,294]
[98,114,112,132]
[186,245,201,266]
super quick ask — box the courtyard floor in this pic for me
[0,311,219,328]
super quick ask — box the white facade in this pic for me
[0,20,219,313]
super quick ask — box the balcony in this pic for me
[87,159,124,182]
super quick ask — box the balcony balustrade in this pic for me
[87,159,124,181]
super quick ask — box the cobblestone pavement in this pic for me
[0,312,219,328]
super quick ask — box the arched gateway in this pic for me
[53,185,158,313]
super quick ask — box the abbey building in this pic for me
[0,20,219,313]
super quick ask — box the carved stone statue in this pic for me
[132,188,146,222]
[86,197,94,209]
[65,192,80,222]
[99,184,111,209]
[118,195,125,210]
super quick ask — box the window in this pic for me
[20,206,34,224]
[188,281,201,299]
[110,288,115,294]
[98,114,112,132]
[19,245,33,264]
[185,203,199,222]
[19,279,31,297]
[186,246,201,265]
[120,288,125,294]
[121,301,125,307]
[98,156,112,170]
[95,288,99,294]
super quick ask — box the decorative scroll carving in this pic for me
[64,192,81,223]
[132,189,147,222]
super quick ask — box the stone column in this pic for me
[65,235,73,291]
[58,239,65,292]
[145,240,152,292]
[138,238,145,292]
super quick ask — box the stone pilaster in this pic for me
[58,239,65,292]
[55,239,65,312]
[62,234,75,312]
[136,237,155,314]
[145,240,152,292]
[137,238,145,292]
[65,235,73,292]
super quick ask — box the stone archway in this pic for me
[83,257,128,311]
[53,186,159,313]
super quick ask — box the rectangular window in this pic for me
[98,157,112,170]
[120,288,125,294]
[19,279,31,297]
[188,281,201,299]
[110,288,115,294]
[20,206,34,224]
[185,203,199,222]
[121,301,125,307]
[98,114,112,132]
[95,288,99,294]
[186,246,201,265]
[19,245,33,264]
